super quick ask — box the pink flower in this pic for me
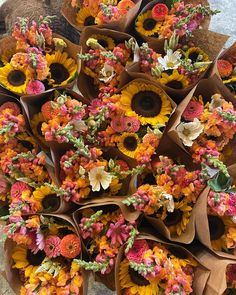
[182,100,204,121]
[10,181,30,199]
[0,175,9,194]
[126,239,149,263]
[26,80,45,95]
[88,99,104,116]
[124,117,140,132]
[111,117,126,133]
[106,220,130,245]
[44,235,61,258]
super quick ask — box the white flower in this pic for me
[176,118,204,147]
[209,94,223,111]
[88,166,112,192]
[99,63,116,83]
[158,49,181,70]
[162,193,175,213]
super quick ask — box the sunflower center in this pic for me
[26,249,46,266]
[164,209,183,226]
[128,266,150,286]
[84,16,95,26]
[50,63,70,84]
[166,80,183,89]
[7,70,26,86]
[143,18,157,31]
[97,39,108,48]
[42,194,60,211]
[0,59,4,67]
[19,140,34,150]
[123,136,138,151]
[36,122,43,137]
[168,247,189,259]
[188,52,199,63]
[208,215,225,240]
[58,227,74,236]
[131,91,162,117]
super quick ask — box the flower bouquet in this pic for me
[61,0,142,32]
[168,76,236,177]
[3,214,86,295]
[123,149,207,243]
[115,234,210,295]
[0,16,80,96]
[73,202,139,290]
[133,0,218,43]
[77,27,139,100]
[195,164,236,256]
[214,42,236,97]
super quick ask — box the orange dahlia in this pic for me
[217,59,233,78]
[60,234,81,259]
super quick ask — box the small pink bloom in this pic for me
[124,117,140,132]
[111,117,126,133]
[10,181,30,199]
[44,235,61,258]
[106,221,130,245]
[126,239,149,263]
[182,100,204,121]
[26,80,45,95]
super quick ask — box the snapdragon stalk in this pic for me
[81,210,103,230]
[73,259,109,272]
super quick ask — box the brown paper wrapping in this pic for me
[126,30,229,103]
[3,214,88,295]
[77,27,139,100]
[195,164,236,256]
[0,34,81,96]
[115,233,210,295]
[168,75,236,164]
[61,0,142,33]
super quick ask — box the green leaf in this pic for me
[208,171,233,192]
[226,188,236,193]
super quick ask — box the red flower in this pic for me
[152,3,169,21]
[60,234,81,259]
[10,181,31,199]
[182,99,204,121]
[0,102,21,116]
[116,159,129,171]
[217,59,233,78]
[126,239,149,263]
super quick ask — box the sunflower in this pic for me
[31,112,49,148]
[136,10,162,37]
[119,259,160,295]
[117,132,140,158]
[160,200,192,236]
[16,133,39,152]
[0,48,15,67]
[0,63,30,94]
[90,34,115,50]
[158,69,189,89]
[120,81,172,126]
[76,7,96,27]
[168,247,198,268]
[12,244,46,277]
[32,185,60,212]
[208,214,235,252]
[46,51,77,87]
[185,47,210,72]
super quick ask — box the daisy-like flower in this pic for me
[88,166,112,192]
[111,117,126,133]
[11,181,31,199]
[176,118,204,147]
[182,99,204,121]
[26,80,45,95]
[124,117,140,132]
[44,236,61,258]
[106,219,130,246]
[158,49,181,70]
[126,239,149,263]
[60,234,81,259]
[99,63,116,83]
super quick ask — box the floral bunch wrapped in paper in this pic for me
[138,35,211,90]
[70,0,136,27]
[4,215,83,295]
[123,155,206,237]
[135,1,218,40]
[95,79,174,164]
[0,16,78,95]
[118,238,198,295]
[74,207,138,275]
[78,36,137,97]
[176,93,236,176]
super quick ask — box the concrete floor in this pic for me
[0,0,236,294]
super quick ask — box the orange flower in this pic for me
[60,234,81,259]
[217,59,233,78]
[118,0,135,15]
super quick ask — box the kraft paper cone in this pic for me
[115,233,210,295]
[77,27,139,100]
[61,0,142,33]
[168,75,236,163]
[20,88,88,151]
[195,164,236,256]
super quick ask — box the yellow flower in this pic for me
[185,47,209,71]
[120,81,172,126]
[119,259,159,295]
[158,69,189,89]
[90,34,115,50]
[117,132,140,158]
[0,63,30,94]
[46,51,77,87]
[16,133,39,152]
[76,7,96,27]
[31,112,49,148]
[0,48,15,66]
[136,10,162,37]
[32,185,60,212]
